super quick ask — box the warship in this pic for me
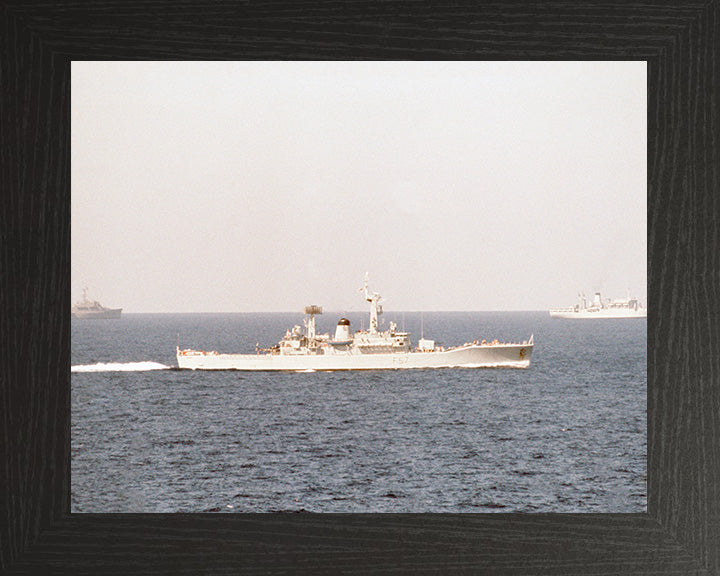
[72,287,122,319]
[177,276,533,371]
[549,291,646,319]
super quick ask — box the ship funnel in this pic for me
[334,318,351,342]
[593,292,602,307]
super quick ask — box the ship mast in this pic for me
[363,272,382,334]
[303,305,322,342]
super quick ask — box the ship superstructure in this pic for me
[72,287,122,319]
[549,291,646,319]
[177,276,533,370]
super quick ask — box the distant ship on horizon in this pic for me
[549,291,646,319]
[72,287,122,319]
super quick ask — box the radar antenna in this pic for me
[303,305,322,342]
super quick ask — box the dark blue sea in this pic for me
[71,312,646,513]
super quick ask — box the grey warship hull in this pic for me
[177,276,533,371]
[72,307,122,319]
[177,342,532,371]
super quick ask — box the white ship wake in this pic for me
[72,361,171,373]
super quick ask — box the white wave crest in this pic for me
[71,361,171,373]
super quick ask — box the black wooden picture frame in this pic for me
[2,2,718,574]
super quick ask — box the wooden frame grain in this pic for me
[2,2,718,574]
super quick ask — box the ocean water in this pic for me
[71,311,646,513]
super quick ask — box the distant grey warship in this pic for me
[177,275,533,371]
[549,291,646,319]
[72,288,122,319]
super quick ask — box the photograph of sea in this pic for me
[71,61,646,514]
[71,311,646,513]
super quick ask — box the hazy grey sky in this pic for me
[72,61,646,313]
